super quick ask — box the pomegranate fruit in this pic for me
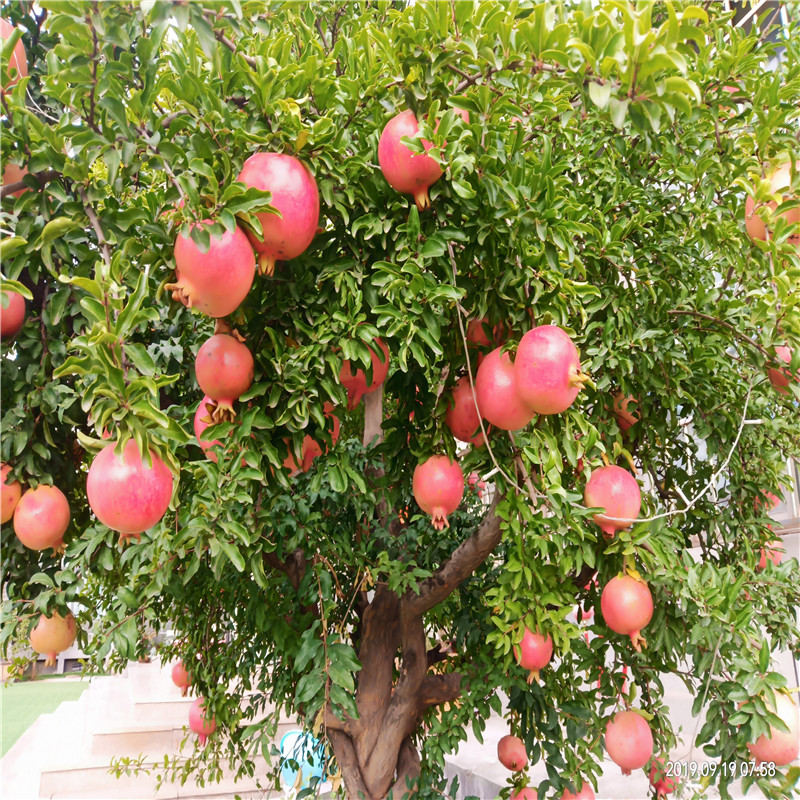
[86,440,174,540]
[0,19,27,85]
[194,396,223,463]
[515,325,585,415]
[746,691,799,766]
[412,455,464,530]
[584,465,641,537]
[497,734,528,771]
[475,347,535,431]
[600,574,653,652]
[514,627,553,683]
[13,485,70,552]
[561,783,595,800]
[0,289,25,340]
[649,757,678,798]
[757,540,784,570]
[171,660,191,697]
[169,221,255,317]
[467,472,486,498]
[768,345,798,394]
[29,611,77,666]
[236,152,319,275]
[2,161,28,197]
[605,709,654,775]
[189,697,217,745]
[510,789,536,800]
[1,463,21,523]
[613,393,639,432]
[339,338,390,409]
[195,333,254,421]
[300,403,341,471]
[445,376,484,444]
[745,162,799,242]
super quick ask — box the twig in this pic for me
[667,309,772,360]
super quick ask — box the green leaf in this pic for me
[37,217,80,247]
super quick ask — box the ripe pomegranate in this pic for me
[510,789,536,800]
[2,161,28,197]
[745,162,799,242]
[189,697,217,745]
[86,440,174,541]
[584,465,641,537]
[339,338,390,409]
[412,455,464,530]
[475,347,535,431]
[604,709,654,775]
[300,402,341,471]
[768,345,798,394]
[514,627,553,683]
[649,757,678,798]
[515,325,585,415]
[195,333,254,420]
[194,396,223,462]
[1,463,22,523]
[600,574,653,652]
[170,221,255,317]
[0,19,27,85]
[29,611,77,666]
[755,491,780,513]
[0,289,25,340]
[561,782,596,800]
[467,472,486,498]
[613,393,639,432]
[466,318,495,348]
[497,734,528,771]
[236,152,319,275]
[13,485,70,552]
[171,660,191,697]
[757,540,784,570]
[746,691,799,766]
[445,376,484,444]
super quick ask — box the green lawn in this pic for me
[1,677,89,757]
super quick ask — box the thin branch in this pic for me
[208,16,258,69]
[0,169,60,199]
[78,186,112,270]
[667,308,771,360]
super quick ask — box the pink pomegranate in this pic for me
[1,463,22,523]
[497,734,528,771]
[757,540,784,570]
[195,334,254,420]
[561,782,596,800]
[746,691,799,766]
[600,575,653,652]
[745,163,799,243]
[0,19,27,85]
[768,345,798,394]
[584,465,641,537]
[13,485,70,552]
[510,789,537,800]
[467,472,486,498]
[170,221,255,317]
[515,325,585,415]
[412,455,464,530]
[0,289,25,340]
[339,338,390,409]
[189,697,217,745]
[514,627,553,683]
[29,611,77,666]
[445,376,484,444]
[236,152,319,275]
[604,709,654,775]
[300,403,341,471]
[194,396,223,462]
[649,757,678,798]
[466,318,495,348]
[613,393,639,432]
[171,660,191,697]
[86,440,174,540]
[2,161,28,197]
[475,347,535,431]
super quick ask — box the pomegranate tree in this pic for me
[29,611,77,666]
[767,345,798,394]
[13,484,70,552]
[604,709,654,775]
[583,465,641,537]
[514,627,553,683]
[497,734,527,771]
[339,338,390,409]
[600,574,653,652]
[169,221,255,318]
[561,783,596,800]
[475,347,535,431]
[649,757,678,798]
[0,289,25,340]
[412,455,464,530]
[189,697,217,745]
[195,333,255,421]
[172,660,191,697]
[445,376,484,445]
[86,440,174,541]
[514,325,585,415]
[236,152,320,275]
[746,691,799,766]
[1,463,21,523]
[0,19,27,85]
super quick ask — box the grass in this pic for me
[1,677,90,757]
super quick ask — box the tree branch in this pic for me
[78,186,112,270]
[418,672,462,708]
[386,738,420,800]
[667,309,772,360]
[328,730,370,800]
[207,16,258,69]
[0,169,60,199]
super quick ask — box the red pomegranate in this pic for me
[1,463,22,523]
[0,289,25,340]
[236,152,319,276]
[745,163,799,243]
[649,757,678,798]
[466,318,495,348]
[170,221,255,317]
[600,574,653,652]
[189,697,217,745]
[561,782,596,800]
[171,660,191,697]
[613,393,639,432]
[497,734,528,771]
[0,19,27,85]
[467,472,486,498]
[768,345,798,394]
[514,627,553,683]
[2,161,28,197]
[445,376,484,444]
[510,789,537,800]
[583,465,641,537]
[604,709,654,775]
[746,691,799,766]
[339,338,390,409]
[195,334,254,421]
[515,325,585,415]
[194,396,223,462]
[412,455,464,530]
[301,403,341,471]
[29,611,77,666]
[475,347,535,431]
[757,540,784,570]
[86,440,174,541]
[13,485,70,552]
